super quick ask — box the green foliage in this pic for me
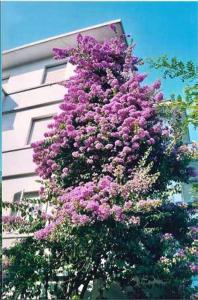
[147,55,198,82]
[147,55,198,204]
[2,203,198,299]
[147,56,198,129]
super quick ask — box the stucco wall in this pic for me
[3,103,60,151]
[2,57,75,209]
[2,175,40,204]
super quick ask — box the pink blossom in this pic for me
[95,142,104,150]
[31,32,178,239]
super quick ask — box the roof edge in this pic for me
[2,19,122,55]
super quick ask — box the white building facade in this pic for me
[2,20,125,247]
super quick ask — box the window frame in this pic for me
[11,190,41,218]
[26,114,54,145]
[41,61,68,85]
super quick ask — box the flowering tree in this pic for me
[3,27,198,299]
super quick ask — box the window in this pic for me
[13,191,24,202]
[23,191,42,213]
[10,190,39,216]
[27,116,52,144]
[11,191,41,219]
[23,191,39,200]
[42,63,67,84]
[12,190,39,204]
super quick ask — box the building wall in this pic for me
[2,57,75,247]
[3,103,60,152]
[3,57,74,93]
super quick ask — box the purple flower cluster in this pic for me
[35,175,150,238]
[161,233,174,241]
[190,226,198,233]
[3,215,26,232]
[3,215,25,225]
[32,32,164,182]
[34,216,63,240]
[31,29,179,239]
[190,264,198,273]
[60,177,124,223]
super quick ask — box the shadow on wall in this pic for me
[2,110,17,131]
[2,93,18,112]
[2,87,18,131]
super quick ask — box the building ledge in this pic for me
[2,19,124,69]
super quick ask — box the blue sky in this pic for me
[1,1,198,140]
